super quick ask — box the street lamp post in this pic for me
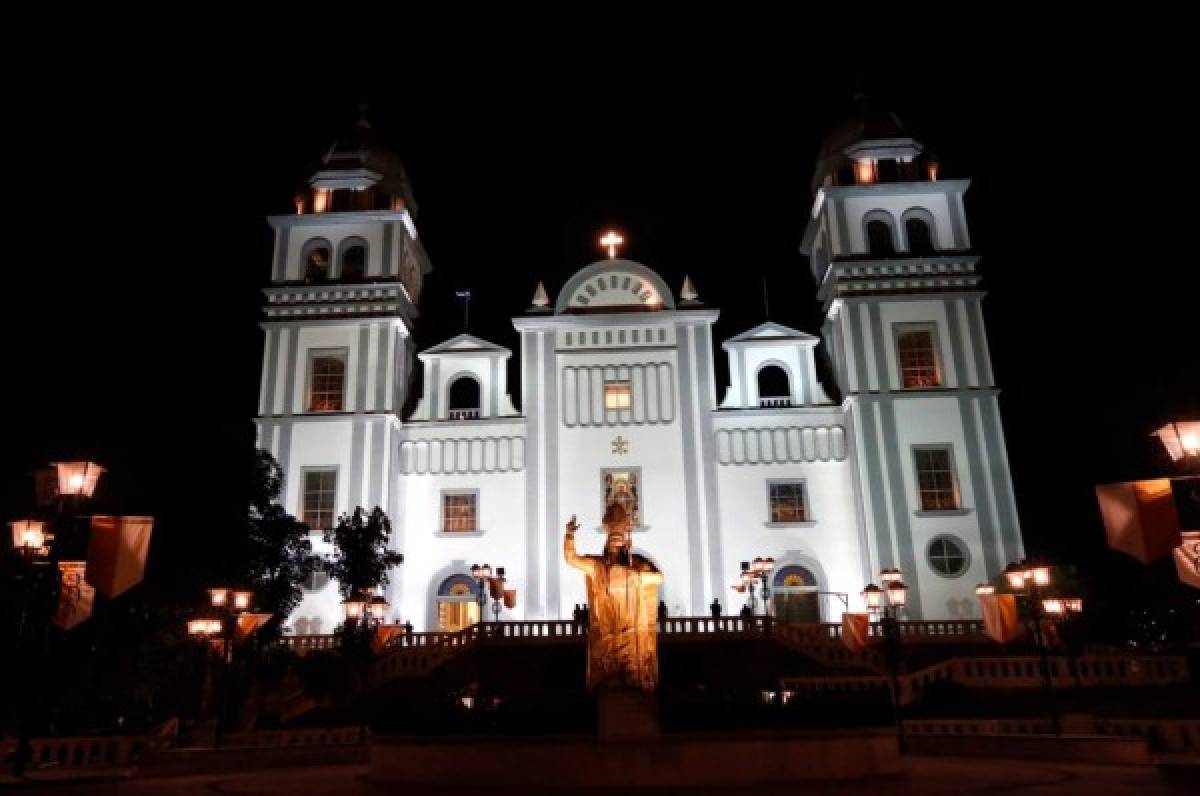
[1001,559,1061,734]
[471,563,506,627]
[190,587,255,747]
[739,557,776,618]
[863,569,909,745]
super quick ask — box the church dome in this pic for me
[555,259,676,314]
[298,109,419,216]
[811,95,931,192]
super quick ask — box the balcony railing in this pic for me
[759,396,793,408]
[447,408,481,421]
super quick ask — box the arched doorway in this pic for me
[436,573,480,632]
[772,565,820,623]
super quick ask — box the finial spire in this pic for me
[680,275,699,303]
[531,281,549,308]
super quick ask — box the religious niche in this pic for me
[603,469,641,528]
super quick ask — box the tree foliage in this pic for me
[243,449,313,635]
[324,507,404,599]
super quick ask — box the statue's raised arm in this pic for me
[563,515,596,576]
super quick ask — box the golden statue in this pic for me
[564,505,663,692]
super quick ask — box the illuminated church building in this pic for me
[255,109,1024,634]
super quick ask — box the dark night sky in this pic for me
[3,35,1195,611]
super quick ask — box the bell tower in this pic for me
[255,111,432,550]
[802,98,1023,618]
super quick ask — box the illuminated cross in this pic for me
[600,231,624,259]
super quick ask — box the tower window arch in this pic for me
[901,208,940,255]
[756,364,792,408]
[338,238,368,282]
[301,238,332,284]
[863,213,897,257]
[447,375,481,420]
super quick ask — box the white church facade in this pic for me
[255,109,1024,634]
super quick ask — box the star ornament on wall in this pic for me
[611,435,630,455]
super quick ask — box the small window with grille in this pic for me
[301,469,337,531]
[307,349,347,411]
[894,324,942,389]
[768,481,809,523]
[441,491,478,532]
[913,447,960,511]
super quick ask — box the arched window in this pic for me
[447,376,481,420]
[866,219,895,257]
[756,365,792,408]
[339,242,367,282]
[905,218,936,256]
[302,240,332,284]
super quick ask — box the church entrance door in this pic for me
[773,592,820,623]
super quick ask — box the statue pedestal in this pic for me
[597,689,659,740]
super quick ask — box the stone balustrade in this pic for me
[903,716,1200,756]
[17,734,171,771]
[781,654,1191,706]
[218,726,364,749]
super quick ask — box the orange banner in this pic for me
[235,612,272,641]
[980,594,1021,643]
[53,561,95,630]
[1174,532,1200,589]
[841,612,870,652]
[503,589,517,610]
[86,515,153,598]
[1096,480,1182,564]
[371,624,403,653]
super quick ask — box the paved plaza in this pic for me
[4,757,1195,794]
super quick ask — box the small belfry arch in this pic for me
[900,207,939,254]
[755,360,794,407]
[300,237,333,283]
[862,209,899,256]
[336,236,368,281]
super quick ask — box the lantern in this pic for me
[862,583,883,611]
[1065,598,1084,615]
[740,569,756,587]
[886,580,908,609]
[880,567,903,585]
[342,595,367,621]
[232,590,254,612]
[53,461,105,498]
[503,589,517,610]
[1042,598,1065,616]
[480,563,492,579]
[1153,421,1200,463]
[854,159,876,184]
[1029,563,1052,587]
[489,577,505,601]
[369,595,390,622]
[975,583,995,597]
[9,519,48,553]
[188,618,222,638]
[1004,564,1027,591]
[208,588,229,608]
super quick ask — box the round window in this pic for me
[926,535,969,578]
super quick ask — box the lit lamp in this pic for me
[885,580,908,609]
[53,462,105,498]
[1041,597,1065,616]
[880,568,903,585]
[231,590,253,612]
[187,618,222,638]
[208,588,229,609]
[1153,421,1200,464]
[342,594,368,622]
[368,595,390,623]
[862,583,883,612]
[9,519,50,556]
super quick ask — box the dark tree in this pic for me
[243,450,313,636]
[324,507,404,599]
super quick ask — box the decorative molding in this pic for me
[561,363,676,428]
[397,436,526,475]
[715,425,848,465]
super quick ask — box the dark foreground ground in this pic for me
[2,757,1197,795]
